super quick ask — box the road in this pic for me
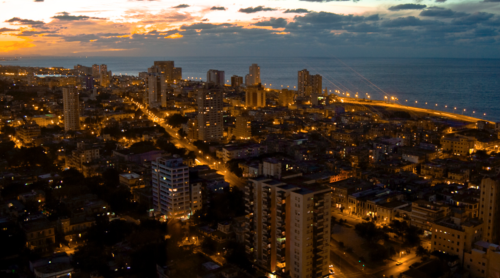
[126,98,245,189]
[330,249,369,278]
[338,97,492,124]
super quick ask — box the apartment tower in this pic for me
[480,176,500,243]
[244,177,332,278]
[151,156,191,219]
[231,75,243,88]
[279,89,296,107]
[245,64,261,86]
[234,115,252,140]
[245,86,266,108]
[147,73,162,108]
[298,69,310,97]
[207,69,225,86]
[62,87,80,131]
[196,86,224,141]
[100,64,110,87]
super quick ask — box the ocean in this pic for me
[1,56,499,122]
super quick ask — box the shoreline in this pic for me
[338,97,493,124]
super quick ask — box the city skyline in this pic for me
[0,0,499,58]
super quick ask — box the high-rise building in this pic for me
[231,75,243,88]
[74,64,92,75]
[147,73,162,108]
[245,85,266,108]
[196,86,224,141]
[100,64,110,87]
[480,176,500,243]
[151,156,192,219]
[298,70,322,98]
[244,177,332,278]
[207,70,225,86]
[245,64,261,86]
[84,75,94,90]
[151,61,181,84]
[63,87,80,131]
[173,67,182,82]
[310,74,322,96]
[278,89,296,107]
[298,69,310,96]
[91,64,100,77]
[234,116,251,140]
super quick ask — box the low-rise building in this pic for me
[441,135,475,156]
[23,219,56,252]
[119,172,145,190]
[16,122,41,147]
[410,200,450,231]
[218,144,266,163]
[430,217,483,262]
[464,241,500,278]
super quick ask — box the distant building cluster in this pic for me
[0,61,500,278]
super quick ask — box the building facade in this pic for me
[298,69,310,97]
[196,87,224,141]
[207,69,225,86]
[234,116,252,140]
[62,87,80,131]
[151,156,191,219]
[480,176,500,243]
[244,177,332,278]
[245,86,266,108]
[231,75,243,88]
[245,64,261,86]
[279,89,296,107]
[147,73,162,108]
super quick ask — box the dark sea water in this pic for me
[1,56,499,122]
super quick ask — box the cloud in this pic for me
[51,12,95,21]
[388,4,427,11]
[299,0,347,2]
[173,4,189,8]
[34,0,44,2]
[239,6,277,13]
[435,0,446,2]
[474,28,498,36]
[382,16,436,27]
[483,0,500,2]
[344,23,380,32]
[210,6,226,11]
[0,27,19,33]
[253,18,288,28]
[5,17,45,26]
[365,14,380,21]
[284,9,310,13]
[420,7,467,18]
[452,12,494,25]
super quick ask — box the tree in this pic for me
[166,114,189,128]
[226,159,244,178]
[130,243,167,277]
[1,125,16,136]
[178,128,187,138]
[354,222,387,242]
[416,246,429,257]
[129,141,158,153]
[102,168,120,187]
[389,220,423,248]
[62,168,85,186]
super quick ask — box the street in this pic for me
[127,98,246,189]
